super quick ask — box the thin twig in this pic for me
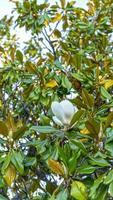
[42,28,57,60]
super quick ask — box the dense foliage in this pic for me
[0,0,113,199]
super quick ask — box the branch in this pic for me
[41,39,53,54]
[42,28,57,60]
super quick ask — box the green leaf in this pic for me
[23,1,31,10]
[60,0,66,8]
[13,126,27,140]
[53,29,61,38]
[78,165,96,174]
[23,84,34,99]
[48,195,55,200]
[70,139,87,153]
[0,138,5,144]
[25,61,37,74]
[68,152,80,174]
[31,126,57,134]
[77,21,87,30]
[11,151,24,175]
[0,176,5,188]
[58,146,68,166]
[104,169,113,184]
[109,181,113,197]
[94,185,107,200]
[100,86,111,100]
[72,97,85,109]
[71,72,84,82]
[39,115,50,125]
[56,189,68,200]
[62,75,72,90]
[0,194,8,200]
[16,50,23,63]
[85,118,100,138]
[89,157,110,167]
[71,181,87,200]
[105,112,113,128]
[105,141,113,156]
[38,15,45,25]
[1,153,11,174]
[89,175,104,199]
[70,109,84,127]
[4,164,16,186]
[54,60,63,70]
[24,157,37,167]
[82,88,94,108]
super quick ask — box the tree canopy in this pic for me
[0,0,113,199]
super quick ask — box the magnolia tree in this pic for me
[0,0,113,199]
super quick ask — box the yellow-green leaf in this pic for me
[23,84,34,99]
[6,113,16,133]
[60,0,66,8]
[104,80,113,90]
[4,164,16,186]
[71,181,88,200]
[53,29,61,38]
[0,121,9,137]
[25,61,37,74]
[0,100,2,108]
[105,112,113,128]
[52,13,62,23]
[80,128,90,135]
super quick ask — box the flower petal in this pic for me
[51,101,65,123]
[66,92,78,100]
[60,100,76,122]
[52,116,63,126]
[74,106,78,113]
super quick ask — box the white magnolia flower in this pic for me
[51,100,78,127]
[66,92,78,100]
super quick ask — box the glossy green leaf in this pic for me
[70,139,87,153]
[101,86,111,100]
[1,153,11,174]
[31,126,57,134]
[104,169,113,184]
[68,152,80,174]
[24,157,37,167]
[11,151,24,175]
[89,157,110,167]
[94,185,107,200]
[89,175,104,199]
[62,75,72,90]
[70,109,84,127]
[56,189,68,200]
[78,165,96,174]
